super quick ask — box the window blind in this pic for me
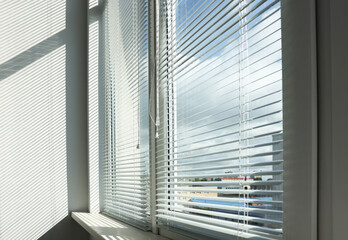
[102,0,151,230]
[156,0,283,239]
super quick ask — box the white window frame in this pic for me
[88,0,319,239]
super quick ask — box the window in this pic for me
[156,0,283,239]
[101,0,286,239]
[102,0,151,230]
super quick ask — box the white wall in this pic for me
[0,1,89,239]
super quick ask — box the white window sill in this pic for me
[72,212,169,240]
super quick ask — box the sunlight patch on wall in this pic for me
[0,1,65,64]
[0,46,68,239]
[0,1,67,238]
[89,20,100,213]
[89,0,99,9]
[0,45,67,240]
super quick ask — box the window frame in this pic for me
[90,0,319,239]
[281,0,317,239]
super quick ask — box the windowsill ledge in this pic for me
[72,212,169,240]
